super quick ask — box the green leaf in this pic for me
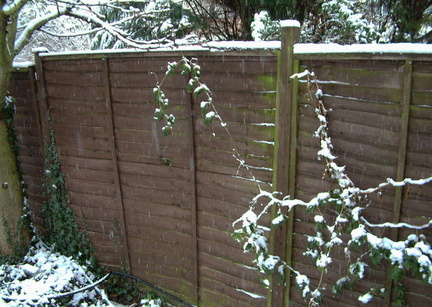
[167,114,176,124]
[153,108,164,121]
[166,61,177,76]
[153,87,165,104]
[390,266,403,281]
[162,126,172,136]
[204,111,216,125]
[192,64,201,78]
[231,231,243,242]
[187,79,197,93]
[369,246,384,266]
[200,100,211,117]
[316,221,325,232]
[393,283,406,307]
[306,205,316,215]
[181,62,191,75]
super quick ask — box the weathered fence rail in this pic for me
[9,25,432,306]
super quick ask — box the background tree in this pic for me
[376,0,432,42]
[188,0,431,43]
[91,0,196,49]
[184,0,298,40]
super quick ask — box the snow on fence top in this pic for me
[13,41,431,66]
[40,42,432,55]
[295,43,432,55]
[280,19,301,28]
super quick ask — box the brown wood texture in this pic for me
[190,53,277,306]
[10,49,432,307]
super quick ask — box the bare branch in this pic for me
[37,26,100,38]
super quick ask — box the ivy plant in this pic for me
[41,124,95,267]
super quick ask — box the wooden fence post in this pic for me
[34,51,51,144]
[186,65,199,305]
[385,59,413,305]
[102,58,132,272]
[269,20,300,307]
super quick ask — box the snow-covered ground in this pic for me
[0,242,163,307]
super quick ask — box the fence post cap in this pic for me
[280,20,300,28]
[32,47,49,55]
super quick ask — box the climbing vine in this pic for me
[232,71,432,305]
[152,56,259,182]
[153,56,223,136]
[41,123,95,266]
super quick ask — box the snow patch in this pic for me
[280,20,301,28]
[358,292,373,304]
[295,43,432,55]
[0,242,112,307]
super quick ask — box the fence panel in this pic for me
[192,53,277,306]
[290,59,407,306]
[108,54,198,302]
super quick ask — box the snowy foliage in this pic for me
[0,242,111,307]
[307,0,379,44]
[250,1,380,43]
[251,11,280,42]
[249,0,431,44]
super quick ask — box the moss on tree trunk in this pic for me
[0,119,26,254]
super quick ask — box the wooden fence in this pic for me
[9,25,432,306]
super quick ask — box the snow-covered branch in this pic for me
[360,217,432,230]
[14,5,70,54]
[361,177,432,194]
[67,9,172,49]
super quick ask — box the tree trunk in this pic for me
[0,116,26,255]
[0,7,28,255]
